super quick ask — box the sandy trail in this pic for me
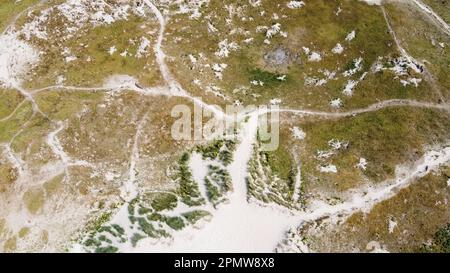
[411,0,450,36]
[127,1,450,253]
[132,119,450,252]
[381,5,446,102]
[121,113,149,201]
[1,0,49,36]
[0,99,26,122]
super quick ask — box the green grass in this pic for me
[36,91,147,165]
[300,107,450,192]
[248,68,286,88]
[147,212,164,222]
[260,145,295,183]
[196,139,237,166]
[87,212,113,233]
[344,61,439,110]
[0,0,40,33]
[130,233,145,247]
[422,224,450,253]
[165,217,185,231]
[24,14,163,89]
[208,165,232,191]
[94,246,118,253]
[421,0,450,24]
[204,178,220,204]
[22,187,45,214]
[385,2,450,100]
[136,217,168,238]
[0,164,17,193]
[307,169,450,252]
[0,89,24,120]
[247,140,298,208]
[35,91,104,121]
[163,0,409,110]
[10,115,51,154]
[177,152,205,207]
[0,101,33,143]
[182,210,210,225]
[148,193,178,212]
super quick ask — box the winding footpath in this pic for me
[381,5,446,102]
[129,1,450,253]
[412,0,450,36]
[121,113,149,202]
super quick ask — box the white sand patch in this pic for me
[251,80,264,86]
[308,52,322,62]
[188,54,197,64]
[302,46,310,54]
[249,0,262,8]
[266,23,282,39]
[207,22,218,33]
[332,43,344,54]
[276,228,309,253]
[136,37,151,58]
[176,0,210,19]
[109,46,117,55]
[400,78,422,87]
[366,241,389,253]
[20,8,50,40]
[61,47,76,63]
[103,74,138,90]
[342,72,367,96]
[378,56,423,75]
[212,63,228,80]
[305,70,336,87]
[388,218,397,233]
[287,1,305,9]
[303,47,323,62]
[21,0,143,41]
[277,75,287,81]
[343,80,357,96]
[301,147,450,231]
[343,57,363,77]
[345,30,356,42]
[120,50,128,57]
[359,0,382,5]
[329,139,349,150]
[292,164,303,204]
[356,158,368,170]
[243,37,254,44]
[316,150,334,160]
[270,98,282,105]
[56,0,130,27]
[215,39,239,58]
[290,127,306,140]
[47,122,70,167]
[65,55,77,63]
[330,98,342,108]
[0,33,39,88]
[56,75,66,85]
[320,164,338,173]
[120,115,148,201]
[105,172,117,182]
